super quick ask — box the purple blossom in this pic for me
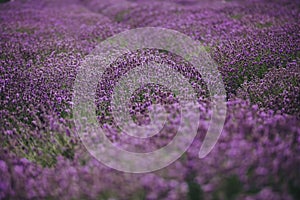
[0,0,299,199]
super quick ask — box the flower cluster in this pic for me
[237,63,300,117]
[1,99,299,199]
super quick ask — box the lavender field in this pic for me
[0,0,300,199]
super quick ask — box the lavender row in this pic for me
[1,99,299,199]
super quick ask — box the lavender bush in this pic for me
[0,0,299,199]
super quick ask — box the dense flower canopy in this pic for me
[0,0,299,199]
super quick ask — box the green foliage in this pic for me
[211,175,243,200]
[16,27,35,34]
[114,9,130,22]
[0,0,9,4]
[186,172,204,200]
[230,14,243,20]
[288,181,300,200]
[256,22,273,29]
[222,175,243,200]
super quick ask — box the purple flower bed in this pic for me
[0,0,299,199]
